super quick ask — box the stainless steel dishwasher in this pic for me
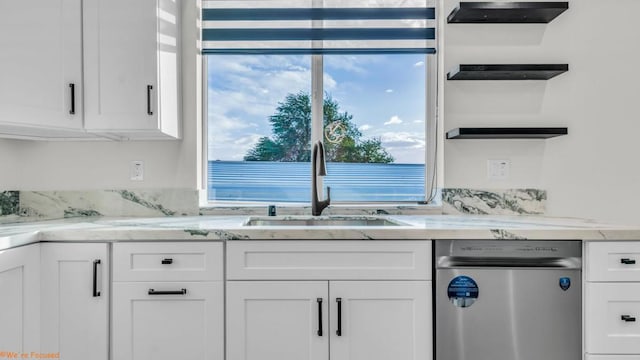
[435,240,582,360]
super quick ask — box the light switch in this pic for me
[487,159,510,180]
[130,161,144,181]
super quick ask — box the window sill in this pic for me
[199,201,443,217]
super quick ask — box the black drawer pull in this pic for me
[161,258,173,265]
[147,85,153,115]
[621,258,637,265]
[92,259,101,297]
[148,288,187,296]
[336,297,342,336]
[317,298,323,336]
[622,315,637,322]
[69,83,76,115]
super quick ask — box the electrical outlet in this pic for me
[487,159,510,180]
[130,161,144,181]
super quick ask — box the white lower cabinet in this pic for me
[227,281,329,360]
[586,283,640,354]
[40,243,109,360]
[111,242,224,360]
[0,244,40,352]
[226,240,433,360]
[586,241,640,358]
[112,282,223,360]
[226,280,431,360]
[329,281,431,360]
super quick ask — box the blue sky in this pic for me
[208,54,426,164]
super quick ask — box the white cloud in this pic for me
[384,116,403,126]
[324,55,384,74]
[323,73,337,91]
[413,120,424,124]
[358,124,371,131]
[379,131,426,163]
[385,89,394,93]
[414,61,425,67]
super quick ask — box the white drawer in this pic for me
[113,242,223,282]
[586,283,640,354]
[227,240,431,280]
[587,242,640,282]
[587,356,640,360]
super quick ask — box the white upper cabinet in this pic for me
[83,0,181,139]
[0,0,85,138]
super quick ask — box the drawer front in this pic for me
[587,356,640,360]
[587,242,640,282]
[586,283,640,354]
[113,242,223,282]
[227,241,431,280]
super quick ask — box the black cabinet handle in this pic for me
[336,297,342,336]
[621,258,637,265]
[317,298,323,336]
[147,85,153,115]
[622,315,637,322]
[92,259,101,297]
[69,83,76,115]
[148,288,187,296]
[161,258,173,265]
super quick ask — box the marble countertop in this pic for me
[1,215,639,251]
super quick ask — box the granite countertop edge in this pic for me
[1,215,639,252]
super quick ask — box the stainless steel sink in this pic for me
[243,216,404,227]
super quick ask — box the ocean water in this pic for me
[208,161,425,202]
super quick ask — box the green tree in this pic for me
[244,91,394,163]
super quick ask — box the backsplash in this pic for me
[0,188,546,223]
[0,191,20,218]
[0,189,198,223]
[442,188,546,215]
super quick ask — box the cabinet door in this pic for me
[0,244,40,352]
[330,281,432,360]
[112,281,223,360]
[40,243,108,360]
[227,281,329,360]
[83,0,180,138]
[83,0,158,132]
[0,0,83,130]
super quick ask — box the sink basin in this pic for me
[243,216,404,227]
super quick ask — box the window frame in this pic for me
[201,53,438,206]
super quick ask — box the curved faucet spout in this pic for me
[312,141,331,216]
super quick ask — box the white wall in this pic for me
[443,0,640,225]
[0,1,202,192]
[0,140,19,188]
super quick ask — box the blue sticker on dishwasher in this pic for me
[559,277,571,291]
[447,276,479,308]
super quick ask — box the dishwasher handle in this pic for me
[437,256,582,269]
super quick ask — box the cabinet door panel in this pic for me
[83,0,159,131]
[0,0,83,130]
[227,281,329,360]
[112,282,223,360]
[40,243,108,360]
[0,245,40,351]
[330,281,432,360]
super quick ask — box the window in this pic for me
[202,0,437,204]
